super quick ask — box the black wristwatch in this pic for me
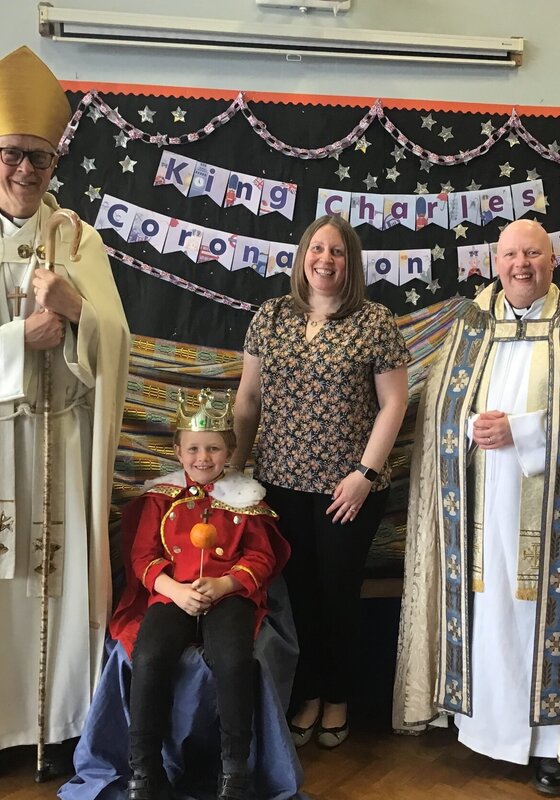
[356,463,378,482]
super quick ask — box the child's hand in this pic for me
[192,575,241,602]
[170,582,212,616]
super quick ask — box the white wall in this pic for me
[8,1,559,106]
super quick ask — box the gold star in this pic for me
[453,223,468,239]
[499,162,515,178]
[414,183,429,195]
[355,136,371,153]
[171,107,186,123]
[386,166,400,182]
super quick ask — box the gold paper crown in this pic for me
[0,46,71,146]
[176,388,234,432]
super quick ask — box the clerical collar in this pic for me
[0,209,36,233]
[504,295,546,320]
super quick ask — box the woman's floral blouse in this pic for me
[244,296,410,494]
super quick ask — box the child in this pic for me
[109,389,290,800]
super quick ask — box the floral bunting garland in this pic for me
[59,90,560,167]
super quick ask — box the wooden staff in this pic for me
[36,209,82,783]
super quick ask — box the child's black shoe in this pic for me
[127,773,172,800]
[217,771,251,800]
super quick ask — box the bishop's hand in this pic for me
[24,309,65,350]
[32,268,82,324]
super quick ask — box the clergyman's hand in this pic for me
[24,309,65,350]
[473,410,513,450]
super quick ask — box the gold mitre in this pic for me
[176,388,234,432]
[0,46,71,147]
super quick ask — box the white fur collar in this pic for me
[209,471,266,508]
[143,469,266,509]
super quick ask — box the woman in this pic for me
[232,215,409,749]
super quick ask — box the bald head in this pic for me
[495,220,555,308]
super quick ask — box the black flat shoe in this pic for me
[532,758,560,796]
[217,771,251,800]
[127,774,172,800]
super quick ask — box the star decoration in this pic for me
[549,140,560,155]
[505,133,519,147]
[391,145,406,162]
[438,126,454,142]
[85,185,101,202]
[171,106,186,123]
[114,131,129,148]
[48,176,63,193]
[498,223,509,233]
[138,105,155,123]
[426,278,441,294]
[386,166,400,182]
[363,173,378,190]
[355,136,371,153]
[329,151,341,162]
[414,182,429,195]
[87,106,103,123]
[466,179,482,192]
[440,181,454,194]
[453,223,468,239]
[499,162,515,177]
[419,158,433,173]
[421,114,437,130]
[431,245,445,261]
[405,288,421,306]
[119,155,137,173]
[481,120,495,137]
[474,283,486,296]
[81,157,96,173]
[527,168,541,181]
[335,164,350,181]
[152,133,168,147]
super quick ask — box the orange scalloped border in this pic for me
[60,80,560,116]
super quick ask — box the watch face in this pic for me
[359,464,377,481]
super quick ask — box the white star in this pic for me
[329,151,341,162]
[498,223,509,233]
[386,166,400,182]
[81,157,96,173]
[138,105,155,123]
[466,179,482,192]
[549,140,560,156]
[453,223,468,239]
[506,133,519,147]
[527,168,541,181]
[420,158,433,173]
[431,245,445,261]
[440,181,455,194]
[474,283,486,296]
[439,126,454,142]
[481,120,495,137]
[414,182,429,195]
[48,176,63,193]
[363,173,378,190]
[87,106,103,123]
[427,278,441,294]
[114,131,129,148]
[405,288,421,305]
[85,185,101,202]
[171,106,186,123]
[391,145,406,162]
[335,164,350,181]
[499,162,515,177]
[355,136,371,153]
[119,155,137,173]
[421,114,437,130]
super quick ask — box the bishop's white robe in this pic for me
[0,195,129,748]
[455,295,559,763]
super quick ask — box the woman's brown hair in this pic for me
[290,214,366,319]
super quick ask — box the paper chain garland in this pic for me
[59,90,560,165]
[106,246,260,313]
